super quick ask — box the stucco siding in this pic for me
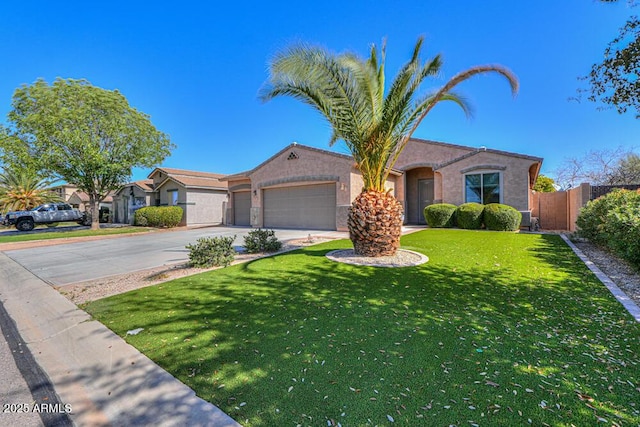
[350,172,365,200]
[221,140,541,230]
[248,146,355,229]
[186,189,227,225]
[437,151,536,211]
[395,139,474,170]
[156,181,185,207]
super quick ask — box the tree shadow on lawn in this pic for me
[85,237,640,426]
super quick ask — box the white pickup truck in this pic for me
[2,203,89,231]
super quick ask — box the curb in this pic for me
[561,234,640,323]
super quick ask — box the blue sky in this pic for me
[1,1,637,182]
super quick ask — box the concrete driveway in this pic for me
[3,226,347,286]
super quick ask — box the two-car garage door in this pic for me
[263,183,336,230]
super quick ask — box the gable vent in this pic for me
[287,151,299,160]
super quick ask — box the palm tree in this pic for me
[0,168,60,214]
[260,37,518,256]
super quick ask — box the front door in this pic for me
[418,179,434,224]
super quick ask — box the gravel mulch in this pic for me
[326,248,428,267]
[572,239,640,308]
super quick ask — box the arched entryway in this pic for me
[405,167,435,224]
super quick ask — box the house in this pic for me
[222,138,542,231]
[112,180,156,224]
[111,138,541,230]
[49,184,79,202]
[68,191,115,222]
[112,169,228,226]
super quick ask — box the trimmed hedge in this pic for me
[134,206,183,228]
[483,203,522,231]
[577,189,640,268]
[423,203,457,228]
[456,203,485,229]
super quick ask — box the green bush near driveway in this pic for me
[483,203,522,231]
[455,202,485,229]
[84,230,640,427]
[423,203,457,228]
[243,228,282,253]
[134,206,183,228]
[186,236,236,268]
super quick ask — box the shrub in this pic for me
[134,206,183,228]
[576,191,623,245]
[456,203,485,229]
[423,203,457,228]
[243,228,283,253]
[577,189,640,268]
[186,236,236,268]
[483,203,522,231]
[134,209,148,226]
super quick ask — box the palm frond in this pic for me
[260,38,518,192]
[0,168,61,213]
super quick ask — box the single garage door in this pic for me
[263,183,336,230]
[233,191,251,226]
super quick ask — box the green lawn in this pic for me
[84,230,640,426]
[0,226,149,243]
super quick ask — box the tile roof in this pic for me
[150,168,228,190]
[155,168,227,180]
[70,191,115,203]
[131,179,155,192]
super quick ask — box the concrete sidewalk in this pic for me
[0,252,241,426]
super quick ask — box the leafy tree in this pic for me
[0,167,61,214]
[0,125,40,175]
[581,0,640,117]
[260,37,517,256]
[1,78,174,229]
[533,174,557,192]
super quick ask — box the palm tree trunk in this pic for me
[347,190,403,256]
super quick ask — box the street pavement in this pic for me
[3,226,348,286]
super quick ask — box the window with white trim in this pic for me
[465,172,501,204]
[169,190,178,206]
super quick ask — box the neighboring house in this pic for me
[112,169,229,226]
[222,138,542,231]
[149,168,228,226]
[68,191,115,221]
[112,180,155,225]
[49,184,79,202]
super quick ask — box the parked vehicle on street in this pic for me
[2,203,89,231]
